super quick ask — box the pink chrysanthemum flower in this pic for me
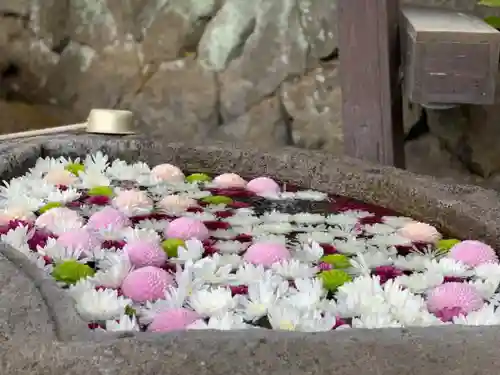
[398,221,441,243]
[165,217,209,241]
[213,173,247,189]
[35,207,83,233]
[112,190,153,216]
[246,177,280,195]
[243,242,291,267]
[151,164,185,183]
[87,207,131,231]
[157,195,197,214]
[121,266,175,303]
[44,169,77,186]
[427,282,484,315]
[147,308,200,332]
[123,240,167,268]
[57,228,101,254]
[448,240,499,267]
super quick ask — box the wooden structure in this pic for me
[338,1,500,168]
[401,6,500,106]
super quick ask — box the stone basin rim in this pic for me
[1,134,500,361]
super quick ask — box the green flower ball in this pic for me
[65,162,85,176]
[161,238,185,257]
[201,195,233,205]
[437,239,460,252]
[39,201,62,214]
[88,185,115,197]
[186,173,211,183]
[52,260,95,285]
[320,269,352,292]
[321,254,351,269]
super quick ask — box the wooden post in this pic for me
[338,0,405,168]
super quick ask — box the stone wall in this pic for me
[1,0,500,188]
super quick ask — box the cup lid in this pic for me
[86,109,135,135]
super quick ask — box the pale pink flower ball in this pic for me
[124,240,167,268]
[87,207,131,231]
[398,221,442,243]
[113,190,153,216]
[158,195,197,214]
[448,240,499,267]
[0,208,36,225]
[213,173,247,189]
[57,228,101,254]
[246,177,280,195]
[147,308,200,332]
[243,242,291,267]
[44,169,77,186]
[35,207,83,232]
[165,217,209,241]
[121,266,175,303]
[427,282,484,314]
[151,164,185,183]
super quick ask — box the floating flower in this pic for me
[398,222,441,244]
[123,240,167,268]
[448,240,498,267]
[188,312,250,330]
[113,190,153,216]
[35,207,84,235]
[147,308,200,332]
[121,266,175,303]
[188,287,237,317]
[56,228,101,255]
[165,217,209,241]
[74,288,131,321]
[106,314,140,332]
[243,242,291,267]
[246,177,280,195]
[157,194,197,214]
[213,173,247,189]
[151,164,185,183]
[426,282,484,315]
[87,207,131,231]
[44,168,78,186]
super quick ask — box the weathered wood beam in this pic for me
[338,0,405,168]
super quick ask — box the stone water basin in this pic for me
[0,134,500,374]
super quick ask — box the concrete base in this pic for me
[1,134,500,374]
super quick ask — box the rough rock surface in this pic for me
[0,0,500,189]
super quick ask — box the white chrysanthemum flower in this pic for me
[188,312,250,330]
[395,271,444,294]
[267,303,336,332]
[35,207,84,235]
[296,231,335,244]
[453,304,500,325]
[175,261,208,296]
[122,227,161,244]
[393,254,429,272]
[188,287,237,317]
[214,240,248,254]
[253,222,295,235]
[67,278,95,301]
[95,225,127,242]
[261,211,291,223]
[293,190,328,201]
[295,224,327,233]
[230,263,268,285]
[234,207,255,216]
[139,285,189,325]
[203,204,228,212]
[424,258,472,277]
[174,239,204,263]
[183,211,216,222]
[293,240,324,263]
[325,213,359,227]
[46,187,81,204]
[74,288,131,321]
[0,225,32,256]
[225,214,261,227]
[105,315,140,332]
[350,251,393,274]
[271,259,318,279]
[364,223,396,236]
[351,314,402,329]
[134,219,169,232]
[25,252,53,274]
[382,216,416,229]
[84,152,109,173]
[182,190,212,200]
[333,238,369,255]
[37,237,84,261]
[474,263,500,282]
[210,229,237,240]
[253,234,287,245]
[284,277,325,311]
[342,210,374,219]
[90,252,133,289]
[468,279,499,300]
[192,257,233,284]
[292,213,325,225]
[211,253,243,269]
[368,233,412,247]
[78,170,111,189]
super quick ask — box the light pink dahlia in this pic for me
[398,221,441,243]
[121,266,174,303]
[151,164,185,183]
[87,207,131,231]
[124,240,167,268]
[426,282,484,315]
[44,169,77,186]
[57,228,100,254]
[246,177,280,195]
[147,308,200,332]
[448,240,498,267]
[213,173,247,189]
[165,217,209,241]
[243,242,291,267]
[157,195,197,214]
